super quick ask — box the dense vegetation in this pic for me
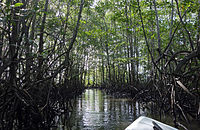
[0,0,199,129]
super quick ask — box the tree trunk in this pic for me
[153,0,162,55]
[38,0,49,79]
[125,1,135,85]
[103,17,111,81]
[197,0,200,50]
[9,1,20,87]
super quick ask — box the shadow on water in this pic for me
[53,89,200,130]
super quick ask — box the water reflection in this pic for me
[70,89,145,130]
[54,89,200,130]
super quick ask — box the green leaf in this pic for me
[80,20,86,24]
[14,3,23,7]
[85,31,91,35]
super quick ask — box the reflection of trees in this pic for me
[68,89,144,129]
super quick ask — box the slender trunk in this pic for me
[87,69,90,86]
[47,0,84,81]
[60,0,71,83]
[153,0,162,55]
[96,67,98,86]
[64,0,84,65]
[135,33,139,81]
[125,1,134,85]
[0,21,4,59]
[197,0,200,51]
[62,0,71,44]
[122,29,128,83]
[112,21,117,83]
[9,1,19,87]
[38,0,49,79]
[112,61,115,83]
[93,69,95,86]
[137,0,161,74]
[101,55,105,83]
[169,0,174,39]
[21,0,31,85]
[25,21,30,84]
[103,17,111,81]
[84,53,88,86]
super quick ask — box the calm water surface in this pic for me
[56,89,200,130]
[67,89,144,130]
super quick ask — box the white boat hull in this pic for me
[125,116,178,130]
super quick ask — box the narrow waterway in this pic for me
[55,89,200,130]
[60,89,145,130]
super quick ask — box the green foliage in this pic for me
[1,0,198,85]
[14,3,24,7]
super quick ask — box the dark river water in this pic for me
[54,89,200,130]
